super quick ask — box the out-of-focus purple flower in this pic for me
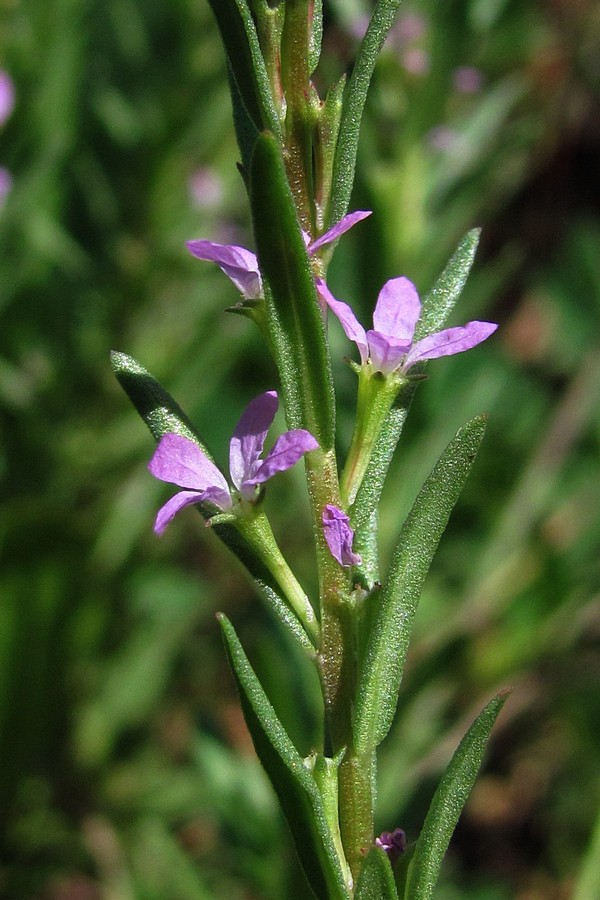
[188,167,224,210]
[0,71,15,126]
[453,66,484,94]
[375,828,406,863]
[427,125,460,153]
[0,167,12,207]
[322,505,361,568]
[186,210,371,300]
[401,47,430,76]
[148,391,318,534]
[392,11,427,46]
[347,14,370,42]
[317,275,497,376]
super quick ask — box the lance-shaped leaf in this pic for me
[111,351,201,444]
[405,691,509,900]
[220,615,351,900]
[111,352,314,652]
[329,0,403,226]
[351,229,482,536]
[250,132,336,451]
[354,847,398,899]
[353,416,487,753]
[206,0,281,141]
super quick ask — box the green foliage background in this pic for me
[1,0,599,897]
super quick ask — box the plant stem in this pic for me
[281,0,315,232]
[304,446,376,886]
[341,367,403,507]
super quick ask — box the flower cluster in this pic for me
[149,210,496,567]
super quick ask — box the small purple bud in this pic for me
[322,505,361,568]
[375,828,406,863]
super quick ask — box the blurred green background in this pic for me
[1,0,599,897]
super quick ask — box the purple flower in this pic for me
[0,167,12,207]
[316,276,497,375]
[391,11,427,46]
[375,828,406,863]
[0,71,15,127]
[427,125,460,153]
[188,167,224,210]
[401,47,430,76]
[322,505,361,567]
[186,210,371,300]
[453,66,483,94]
[149,391,319,534]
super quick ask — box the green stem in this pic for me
[304,447,376,887]
[338,750,376,885]
[281,0,315,232]
[340,367,404,508]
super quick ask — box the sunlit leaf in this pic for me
[405,691,509,899]
[220,615,351,900]
[354,416,487,753]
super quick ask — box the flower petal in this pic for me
[229,391,279,490]
[186,239,262,299]
[149,433,229,495]
[250,429,319,490]
[153,490,205,535]
[316,278,369,364]
[403,321,498,370]
[308,210,372,254]
[366,330,411,374]
[322,504,362,567]
[372,276,421,343]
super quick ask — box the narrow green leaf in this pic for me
[111,352,314,651]
[309,0,323,75]
[415,228,482,341]
[351,228,482,535]
[206,0,281,139]
[354,416,487,753]
[220,616,351,900]
[573,805,600,900]
[111,350,201,444]
[405,692,510,900]
[250,132,336,450]
[329,0,403,226]
[354,848,398,899]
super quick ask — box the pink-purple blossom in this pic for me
[316,275,497,375]
[0,71,15,126]
[322,505,361,568]
[0,167,12,207]
[375,828,406,863]
[149,391,318,534]
[453,66,483,94]
[186,210,371,300]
